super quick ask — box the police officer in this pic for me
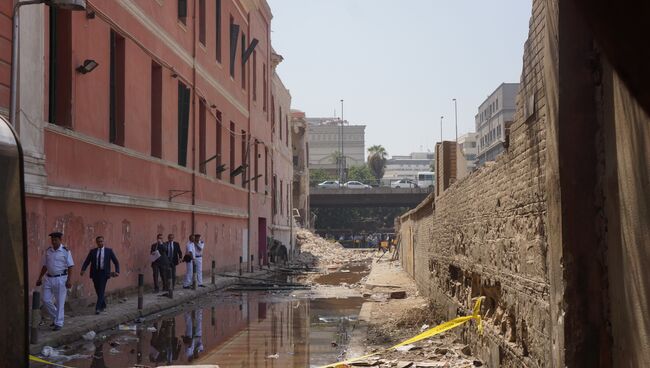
[36,232,74,331]
[194,234,205,287]
[182,235,196,289]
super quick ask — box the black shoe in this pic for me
[183,286,191,289]
[198,285,206,288]
[52,325,62,331]
[95,310,100,315]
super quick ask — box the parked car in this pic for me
[391,179,418,188]
[343,181,372,189]
[317,180,340,189]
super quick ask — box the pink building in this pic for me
[6,0,290,302]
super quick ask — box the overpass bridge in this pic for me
[310,187,432,208]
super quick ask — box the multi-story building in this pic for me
[6,0,291,299]
[457,132,478,172]
[270,49,293,253]
[306,117,365,174]
[291,110,310,228]
[475,83,519,166]
[383,152,435,182]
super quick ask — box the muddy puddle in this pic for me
[313,263,370,285]
[31,291,364,368]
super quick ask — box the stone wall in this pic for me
[398,0,550,366]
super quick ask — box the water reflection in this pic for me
[45,292,363,368]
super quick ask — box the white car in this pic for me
[317,180,340,189]
[391,179,418,188]
[343,181,371,189]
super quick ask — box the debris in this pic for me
[109,348,120,354]
[295,229,374,266]
[109,341,120,347]
[117,324,137,331]
[266,353,279,359]
[396,362,414,368]
[433,347,448,355]
[420,324,430,332]
[331,341,339,347]
[473,361,484,366]
[460,345,472,356]
[81,330,96,341]
[396,344,420,352]
[146,326,157,332]
[41,346,59,358]
[389,290,407,299]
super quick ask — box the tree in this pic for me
[310,169,335,184]
[367,145,388,181]
[328,150,344,165]
[347,165,375,183]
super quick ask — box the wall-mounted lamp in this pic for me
[171,68,178,78]
[76,59,98,74]
[85,10,96,19]
[210,104,217,109]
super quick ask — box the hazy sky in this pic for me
[268,0,532,156]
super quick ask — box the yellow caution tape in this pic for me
[29,354,75,368]
[319,297,484,368]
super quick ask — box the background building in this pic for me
[306,117,365,173]
[383,152,435,182]
[291,110,310,228]
[475,83,519,166]
[8,0,291,301]
[270,50,293,253]
[457,132,478,172]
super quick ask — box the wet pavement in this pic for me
[313,263,370,286]
[31,290,365,368]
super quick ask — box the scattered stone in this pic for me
[109,341,120,347]
[41,346,59,357]
[461,345,472,356]
[396,362,414,368]
[146,326,157,332]
[396,344,421,352]
[473,360,484,366]
[266,353,279,359]
[389,291,407,299]
[81,330,96,341]
[331,341,338,347]
[108,348,120,354]
[433,347,448,355]
[420,324,430,331]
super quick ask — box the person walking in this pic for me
[165,234,182,289]
[183,235,196,289]
[80,236,120,314]
[36,232,74,330]
[194,234,205,287]
[150,234,164,292]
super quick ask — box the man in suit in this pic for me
[81,236,120,314]
[165,233,182,289]
[151,233,171,294]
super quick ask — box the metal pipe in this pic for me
[453,98,458,143]
[137,273,144,310]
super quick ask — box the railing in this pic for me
[309,178,423,188]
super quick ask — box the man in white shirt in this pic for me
[194,234,205,287]
[36,232,74,331]
[183,235,195,289]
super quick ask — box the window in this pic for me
[279,106,283,140]
[241,32,246,89]
[215,0,222,62]
[109,30,125,146]
[280,179,283,214]
[49,8,72,127]
[229,122,235,184]
[262,64,268,112]
[271,95,275,132]
[285,116,289,146]
[198,0,206,45]
[150,61,162,158]
[216,111,223,179]
[178,0,187,24]
[241,130,247,187]
[264,146,268,186]
[199,100,207,174]
[177,82,191,166]
[229,16,238,78]
[252,50,257,101]
[254,142,259,192]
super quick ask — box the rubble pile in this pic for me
[295,229,373,266]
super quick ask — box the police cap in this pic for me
[48,232,63,239]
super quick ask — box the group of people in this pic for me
[150,233,206,293]
[37,232,120,331]
[36,231,209,331]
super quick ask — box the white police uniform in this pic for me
[194,240,204,286]
[42,245,74,327]
[183,241,195,287]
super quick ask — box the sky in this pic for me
[267,0,533,156]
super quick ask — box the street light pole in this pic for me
[440,116,444,143]
[340,99,344,182]
[453,98,458,143]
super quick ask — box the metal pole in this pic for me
[440,116,444,143]
[30,291,40,344]
[211,260,216,284]
[340,99,345,182]
[137,274,144,311]
[250,254,254,273]
[453,98,458,143]
[239,256,243,275]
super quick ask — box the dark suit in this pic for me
[152,242,173,291]
[162,241,182,288]
[81,247,120,312]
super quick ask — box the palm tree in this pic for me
[328,150,344,165]
[367,145,388,181]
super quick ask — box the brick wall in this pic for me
[398,0,550,366]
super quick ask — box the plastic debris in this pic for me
[266,353,279,359]
[82,330,96,341]
[118,324,137,331]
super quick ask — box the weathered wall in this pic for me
[398,0,550,366]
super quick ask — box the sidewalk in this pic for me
[29,268,273,355]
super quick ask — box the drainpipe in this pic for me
[190,0,197,235]
[246,14,252,272]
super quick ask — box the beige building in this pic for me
[457,132,478,172]
[307,117,365,174]
[291,110,310,228]
[270,50,293,252]
[475,83,519,166]
[383,152,435,182]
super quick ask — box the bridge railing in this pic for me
[309,178,423,188]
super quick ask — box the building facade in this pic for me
[457,132,478,172]
[306,117,365,173]
[474,83,519,166]
[383,152,435,182]
[8,0,291,301]
[291,110,310,228]
[269,50,293,253]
